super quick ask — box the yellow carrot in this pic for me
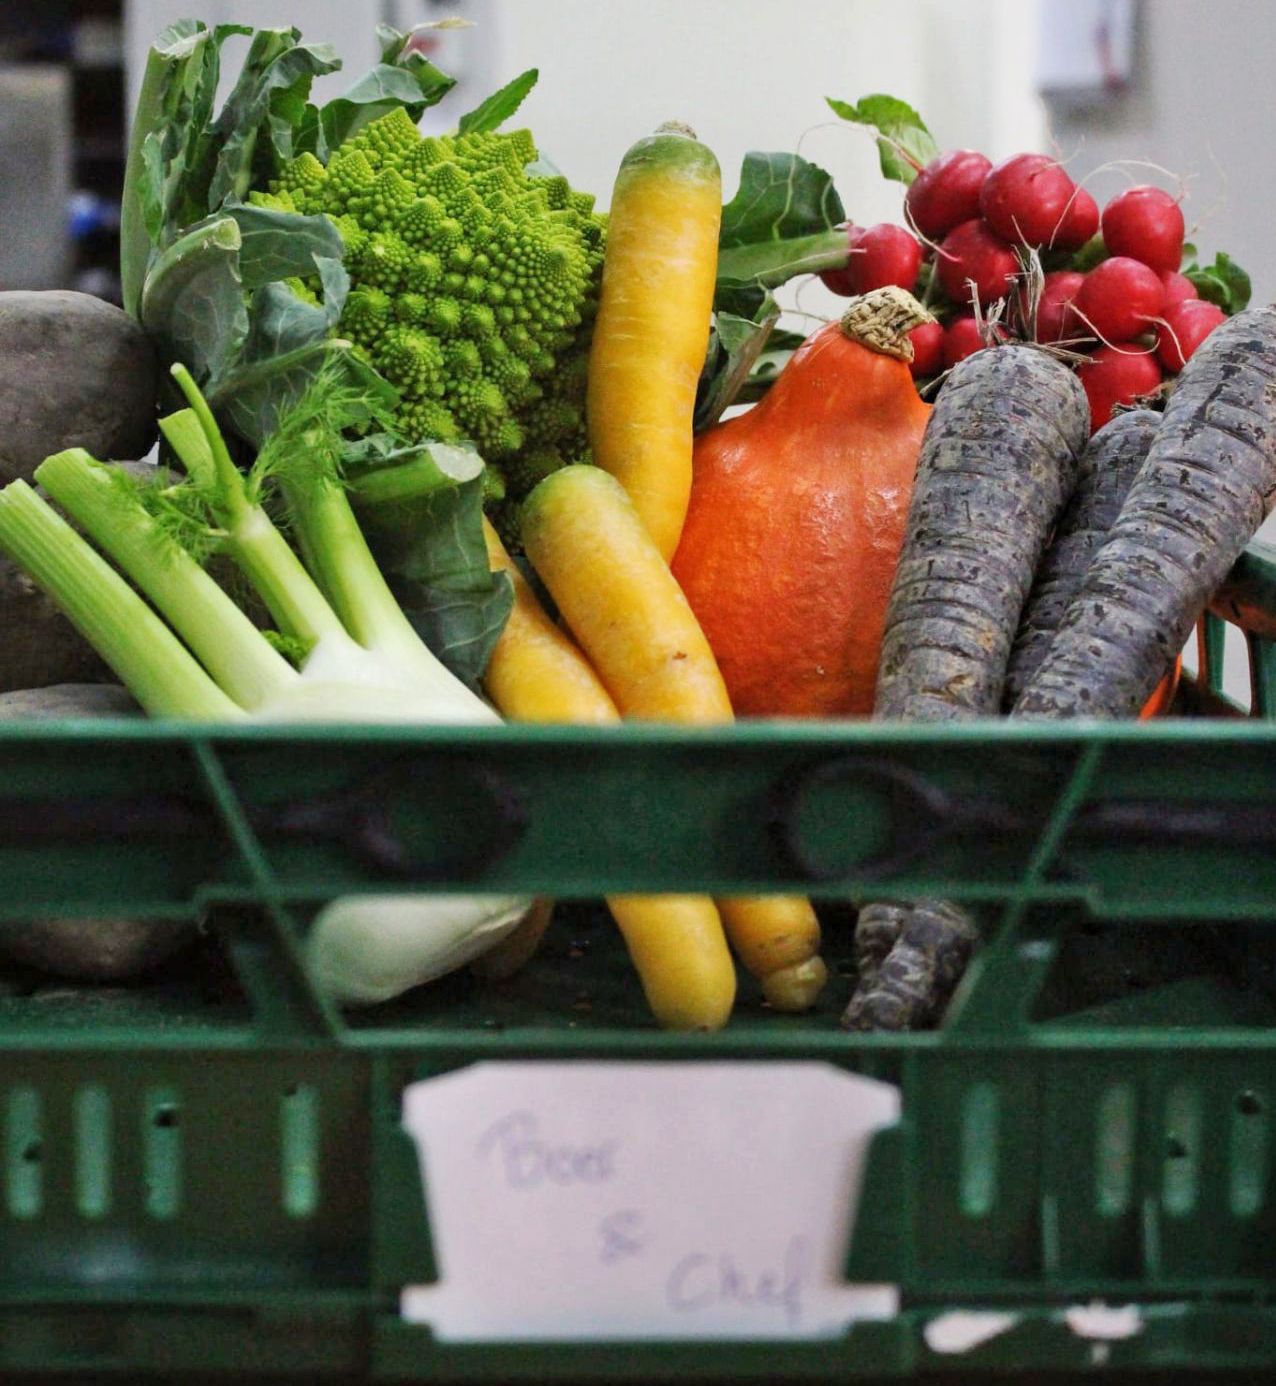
[587,122,721,560]
[482,518,620,726]
[520,467,827,1010]
[714,896,828,1011]
[603,895,736,1032]
[517,470,731,722]
[481,518,737,1031]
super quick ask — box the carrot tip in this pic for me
[761,956,829,1012]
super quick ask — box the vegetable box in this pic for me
[1,543,1276,1382]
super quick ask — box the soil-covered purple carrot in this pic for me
[874,344,1091,721]
[1002,408,1161,708]
[850,901,912,996]
[847,344,1090,1033]
[1015,304,1276,719]
[844,899,980,1032]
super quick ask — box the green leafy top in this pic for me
[249,357,393,502]
[719,150,845,249]
[121,20,458,313]
[121,20,521,689]
[716,150,847,287]
[1183,248,1252,315]
[825,93,938,185]
[457,67,539,134]
[697,150,849,427]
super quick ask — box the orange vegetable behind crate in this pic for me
[1140,657,1181,718]
[671,287,933,718]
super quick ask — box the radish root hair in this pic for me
[901,200,949,261]
[1076,156,1192,205]
[1066,300,1161,356]
[1188,140,1230,244]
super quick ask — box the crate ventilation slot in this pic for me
[5,1086,42,1220]
[281,1083,319,1219]
[73,1084,112,1219]
[959,1082,1000,1218]
[1229,1088,1268,1218]
[145,1088,182,1220]
[1094,1083,1136,1217]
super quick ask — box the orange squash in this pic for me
[671,287,933,717]
[1140,654,1181,718]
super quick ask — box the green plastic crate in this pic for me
[2,544,1276,1380]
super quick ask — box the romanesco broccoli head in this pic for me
[252,107,606,526]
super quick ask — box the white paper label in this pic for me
[400,1061,899,1341]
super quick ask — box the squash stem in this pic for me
[839,286,934,361]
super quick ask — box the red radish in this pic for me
[1100,185,1185,274]
[1161,270,1198,307]
[817,225,861,296]
[1033,270,1086,343]
[980,153,1078,246]
[1072,256,1166,342]
[942,314,1005,368]
[908,319,945,378]
[936,218,1020,306]
[1156,298,1227,372]
[1054,186,1099,250]
[1077,344,1163,431]
[904,149,993,240]
[817,222,922,297]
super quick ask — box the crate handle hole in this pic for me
[21,1141,41,1165]
[1165,1136,1189,1160]
[152,1105,180,1129]
[1237,1091,1264,1116]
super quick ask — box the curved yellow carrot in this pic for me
[520,469,827,1010]
[482,518,623,725]
[481,518,736,1031]
[603,896,736,1032]
[587,122,722,559]
[714,896,828,1012]
[514,475,731,722]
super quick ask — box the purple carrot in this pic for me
[1016,305,1276,719]
[847,344,1090,1032]
[1002,407,1161,708]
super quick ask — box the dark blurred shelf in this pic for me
[74,134,123,158]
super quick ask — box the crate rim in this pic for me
[1,716,1274,745]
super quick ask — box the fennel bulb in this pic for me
[0,361,530,1004]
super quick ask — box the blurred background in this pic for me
[3,0,1267,308]
[0,0,1268,691]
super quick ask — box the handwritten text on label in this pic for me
[401,1062,901,1340]
[476,1110,618,1189]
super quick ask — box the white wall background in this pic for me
[127,1,1047,172]
[454,0,1046,327]
[121,0,1270,335]
[1042,0,1275,308]
[126,0,1047,329]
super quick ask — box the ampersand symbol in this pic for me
[599,1209,645,1263]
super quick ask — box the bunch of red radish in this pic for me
[819,149,1227,432]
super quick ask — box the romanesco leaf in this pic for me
[457,69,539,135]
